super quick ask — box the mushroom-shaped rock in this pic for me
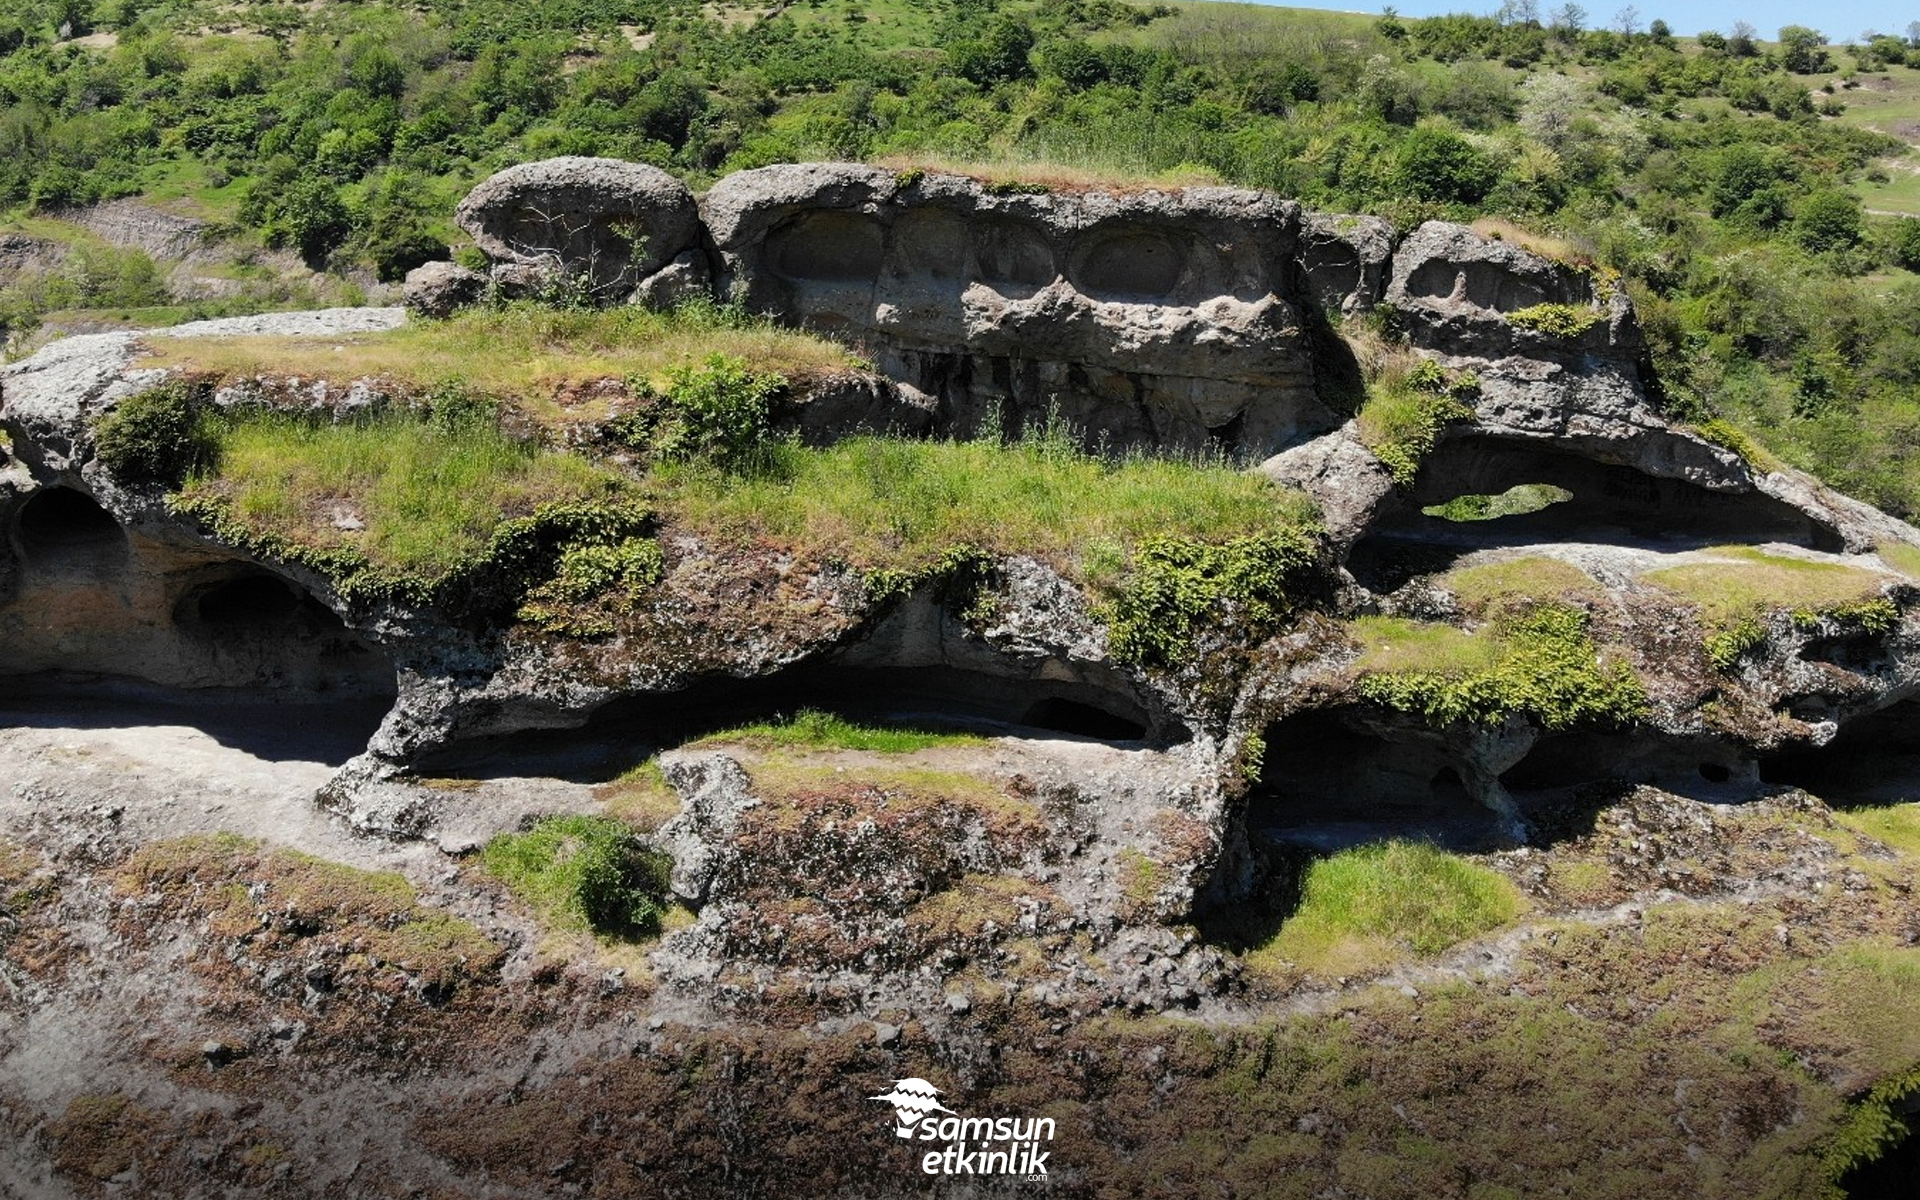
[454,156,703,302]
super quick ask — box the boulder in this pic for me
[403,260,485,318]
[455,157,703,302]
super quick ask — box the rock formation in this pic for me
[8,163,1920,948]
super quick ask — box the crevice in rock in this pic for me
[412,661,1174,779]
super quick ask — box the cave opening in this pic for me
[414,662,1173,779]
[15,487,127,571]
[193,574,305,626]
[1759,693,1920,805]
[1245,707,1498,852]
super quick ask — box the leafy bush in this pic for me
[1394,125,1497,204]
[1507,303,1602,338]
[481,815,672,937]
[1105,528,1324,669]
[610,353,785,469]
[1355,603,1648,729]
[92,383,215,486]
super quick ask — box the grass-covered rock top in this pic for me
[1352,604,1649,730]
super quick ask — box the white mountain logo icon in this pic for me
[869,1077,957,1138]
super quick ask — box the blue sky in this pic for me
[1243,0,1920,42]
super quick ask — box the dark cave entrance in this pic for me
[1244,707,1497,852]
[14,487,128,572]
[1759,693,1920,805]
[414,662,1171,779]
[167,568,399,700]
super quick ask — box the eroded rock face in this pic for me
[701,163,1329,457]
[454,156,705,303]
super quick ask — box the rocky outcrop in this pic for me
[61,198,211,260]
[402,260,485,318]
[454,156,706,303]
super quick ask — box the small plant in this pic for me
[93,382,216,486]
[1705,616,1766,672]
[1507,302,1603,338]
[517,537,665,637]
[1357,358,1478,486]
[482,815,672,938]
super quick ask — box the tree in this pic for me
[1779,25,1829,73]
[1649,18,1673,45]
[1396,126,1497,203]
[949,16,1035,87]
[1728,20,1758,56]
[1549,3,1586,37]
[1613,5,1640,35]
[1795,189,1863,251]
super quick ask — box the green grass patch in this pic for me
[1353,604,1648,730]
[169,394,641,603]
[1247,841,1521,977]
[692,708,985,754]
[656,431,1323,666]
[1642,546,1893,639]
[1878,540,1920,578]
[1836,803,1920,857]
[1442,556,1599,616]
[594,758,683,833]
[481,815,672,938]
[137,301,857,433]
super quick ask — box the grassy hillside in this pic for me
[6,1,1920,518]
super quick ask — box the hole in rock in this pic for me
[1071,228,1184,302]
[16,487,127,569]
[767,211,886,282]
[1021,698,1146,741]
[1698,762,1731,783]
[1402,439,1836,547]
[1760,694,1920,805]
[1421,483,1572,524]
[973,220,1056,292]
[195,574,304,625]
[1839,1107,1920,1200]
[417,663,1172,778]
[1246,708,1497,851]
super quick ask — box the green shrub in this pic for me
[1104,528,1324,670]
[1357,359,1478,486]
[1355,603,1648,729]
[481,815,672,937]
[611,353,785,469]
[93,383,216,486]
[517,537,666,636]
[1507,303,1602,338]
[1704,616,1767,672]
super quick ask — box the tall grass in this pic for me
[180,406,621,578]
[655,431,1315,585]
[693,708,984,754]
[140,301,857,429]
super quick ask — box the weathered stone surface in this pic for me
[698,164,1326,458]
[403,260,485,317]
[1299,212,1395,317]
[455,156,701,301]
